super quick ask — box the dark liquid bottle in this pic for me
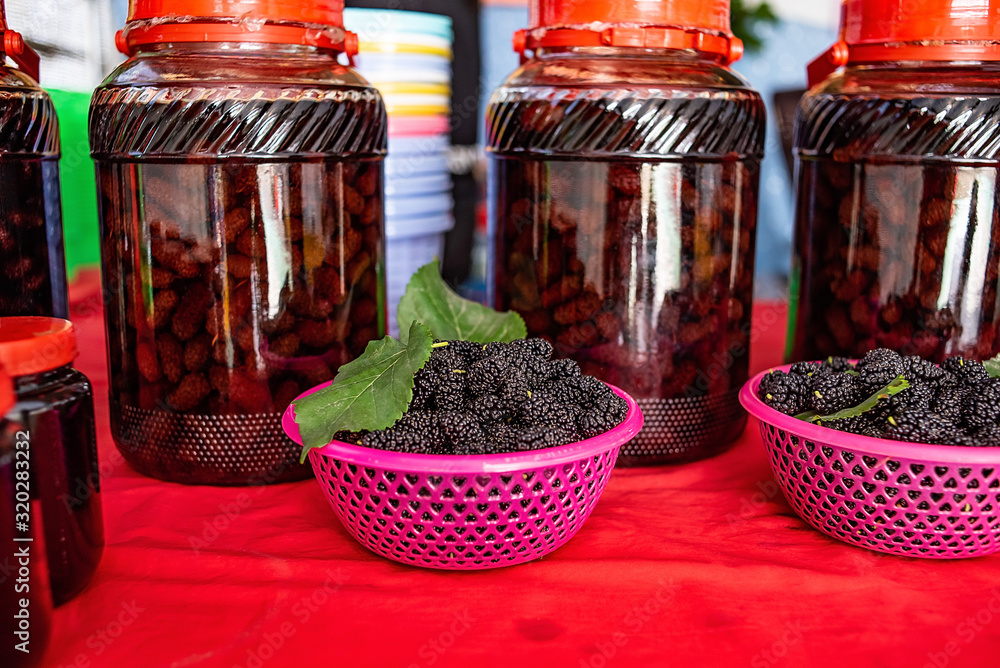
[488,1,764,465]
[14,367,103,605]
[0,2,67,319]
[0,317,103,606]
[791,20,1000,363]
[90,6,387,485]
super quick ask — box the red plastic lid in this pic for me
[0,317,79,377]
[0,0,40,81]
[0,366,13,416]
[809,0,1000,86]
[117,0,357,58]
[515,0,743,64]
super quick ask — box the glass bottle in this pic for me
[0,317,102,606]
[0,364,53,668]
[0,1,67,319]
[488,0,765,464]
[89,1,388,484]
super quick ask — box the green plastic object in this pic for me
[48,89,100,280]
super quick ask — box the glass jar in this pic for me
[0,5,67,319]
[790,0,1000,362]
[90,1,387,485]
[0,366,52,667]
[0,318,103,606]
[487,0,764,465]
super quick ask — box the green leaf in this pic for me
[985,353,1000,378]
[795,375,910,424]
[730,0,778,53]
[397,260,527,344]
[292,322,434,460]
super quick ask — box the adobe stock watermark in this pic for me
[406,609,477,668]
[750,620,806,668]
[233,568,348,668]
[56,600,146,668]
[923,588,1000,668]
[579,579,679,668]
[846,547,885,577]
[58,448,126,515]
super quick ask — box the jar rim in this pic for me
[0,317,78,377]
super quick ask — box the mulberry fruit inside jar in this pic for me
[90,0,387,484]
[487,0,765,464]
[790,0,1000,363]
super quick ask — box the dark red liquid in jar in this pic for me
[494,155,758,463]
[11,367,103,606]
[0,82,68,319]
[91,80,387,484]
[790,77,1000,363]
[0,417,53,667]
[489,71,764,464]
[791,158,1000,361]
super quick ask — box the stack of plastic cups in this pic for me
[345,9,455,336]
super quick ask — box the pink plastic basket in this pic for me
[741,365,1000,559]
[282,384,643,569]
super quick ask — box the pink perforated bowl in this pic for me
[282,384,643,569]
[741,365,1000,559]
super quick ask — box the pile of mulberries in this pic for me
[338,339,628,455]
[758,349,1000,446]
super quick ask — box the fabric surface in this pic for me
[46,286,1000,668]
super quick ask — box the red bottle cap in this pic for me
[0,0,40,81]
[117,0,358,59]
[0,366,13,416]
[0,317,79,378]
[514,0,743,64]
[808,0,1000,86]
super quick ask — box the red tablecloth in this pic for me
[46,284,1000,668]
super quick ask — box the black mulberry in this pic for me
[856,348,905,390]
[757,371,811,416]
[353,338,628,455]
[810,373,866,415]
[941,356,990,383]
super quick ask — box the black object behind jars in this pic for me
[89,12,388,485]
[488,46,764,464]
[0,317,103,606]
[0,5,67,319]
